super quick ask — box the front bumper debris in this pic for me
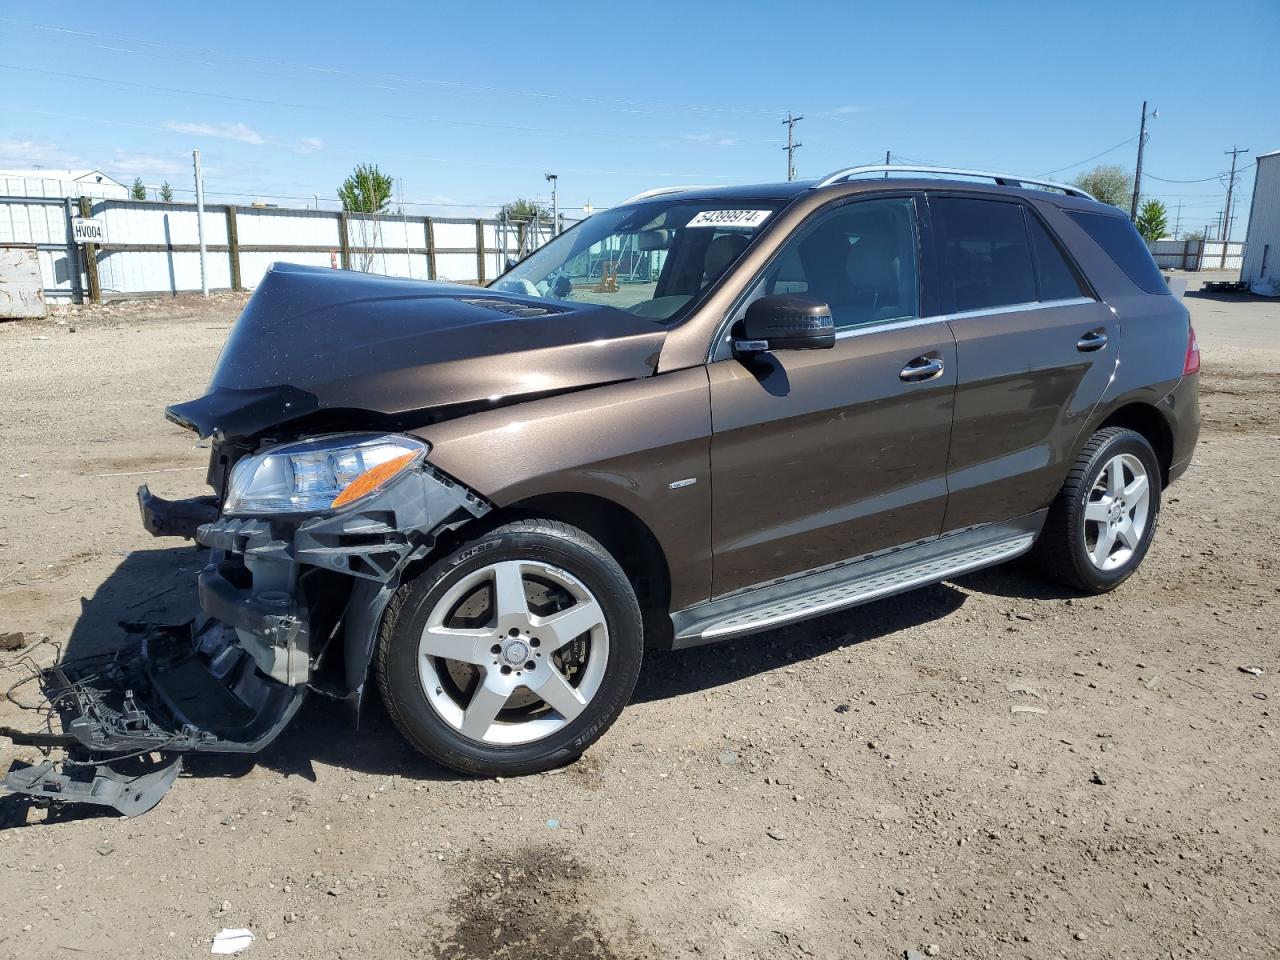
[1,621,305,816]
[2,462,489,816]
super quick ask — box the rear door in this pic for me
[928,193,1116,531]
[707,194,957,595]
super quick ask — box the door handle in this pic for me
[900,354,945,383]
[1076,329,1109,352]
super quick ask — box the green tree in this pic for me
[159,181,174,203]
[1070,164,1134,209]
[337,163,394,214]
[498,198,552,221]
[130,177,147,201]
[1135,199,1169,243]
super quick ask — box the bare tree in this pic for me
[1071,165,1134,209]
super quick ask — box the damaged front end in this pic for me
[2,448,488,816]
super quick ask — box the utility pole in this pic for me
[545,172,559,235]
[1173,199,1182,239]
[192,149,208,298]
[782,112,803,181]
[884,150,890,178]
[1130,101,1157,222]
[1221,145,1249,243]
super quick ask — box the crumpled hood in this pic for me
[167,262,667,438]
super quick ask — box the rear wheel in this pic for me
[1034,427,1162,593]
[375,519,642,775]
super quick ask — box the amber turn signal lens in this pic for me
[330,452,418,509]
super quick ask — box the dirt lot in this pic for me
[0,286,1277,960]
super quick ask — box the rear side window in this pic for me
[930,197,1037,312]
[1066,210,1167,294]
[1027,214,1090,301]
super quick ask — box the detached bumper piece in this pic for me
[0,619,304,816]
[137,484,220,540]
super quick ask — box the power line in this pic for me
[1038,135,1139,178]
[0,16,790,120]
[0,63,779,148]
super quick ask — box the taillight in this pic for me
[1183,324,1200,375]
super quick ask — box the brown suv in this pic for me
[3,166,1202,806]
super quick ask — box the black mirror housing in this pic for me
[736,295,835,352]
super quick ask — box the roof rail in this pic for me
[812,164,1096,200]
[621,185,717,204]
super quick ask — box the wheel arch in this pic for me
[1092,402,1174,486]
[482,492,675,649]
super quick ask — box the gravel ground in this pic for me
[0,286,1277,960]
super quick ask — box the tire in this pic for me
[1033,427,1162,593]
[375,518,643,776]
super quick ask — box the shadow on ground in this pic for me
[4,544,1072,823]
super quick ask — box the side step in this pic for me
[672,514,1043,646]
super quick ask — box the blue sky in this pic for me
[1,0,1275,237]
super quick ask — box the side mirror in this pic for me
[734,295,835,353]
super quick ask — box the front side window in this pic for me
[742,196,920,330]
[492,201,780,322]
[931,196,1037,312]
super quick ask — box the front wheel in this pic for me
[1033,427,1162,593]
[375,519,642,776]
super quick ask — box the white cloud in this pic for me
[164,120,267,145]
[0,137,84,169]
[297,136,326,154]
[682,131,743,147]
[831,105,868,115]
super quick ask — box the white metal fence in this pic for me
[1148,237,1245,272]
[0,195,563,303]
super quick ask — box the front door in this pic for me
[707,195,957,596]
[926,193,1118,531]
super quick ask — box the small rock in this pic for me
[766,828,787,841]
[1253,692,1268,701]
[1074,931,1087,941]
[220,900,231,913]
[546,819,560,829]
[1090,772,1107,786]
[0,632,25,651]
[1239,665,1264,677]
[925,946,941,957]
[266,932,277,941]
[717,750,740,766]
[95,840,113,856]
[834,704,850,714]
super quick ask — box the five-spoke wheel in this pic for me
[376,519,642,776]
[1034,427,1162,593]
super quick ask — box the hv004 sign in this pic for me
[71,217,106,244]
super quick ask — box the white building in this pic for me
[0,169,129,200]
[1241,149,1279,290]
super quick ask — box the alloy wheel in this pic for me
[1082,453,1151,571]
[416,560,609,745]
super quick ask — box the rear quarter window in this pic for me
[1066,210,1168,295]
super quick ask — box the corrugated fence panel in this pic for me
[0,200,66,244]
[238,208,340,247]
[97,249,232,295]
[95,200,228,246]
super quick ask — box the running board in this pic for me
[671,513,1043,647]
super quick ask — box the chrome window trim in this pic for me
[945,296,1095,322]
[833,313,946,339]
[828,296,1097,340]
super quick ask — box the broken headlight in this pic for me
[223,433,427,516]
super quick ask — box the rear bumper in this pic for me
[1162,373,1200,485]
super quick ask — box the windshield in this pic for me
[490,200,782,322]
